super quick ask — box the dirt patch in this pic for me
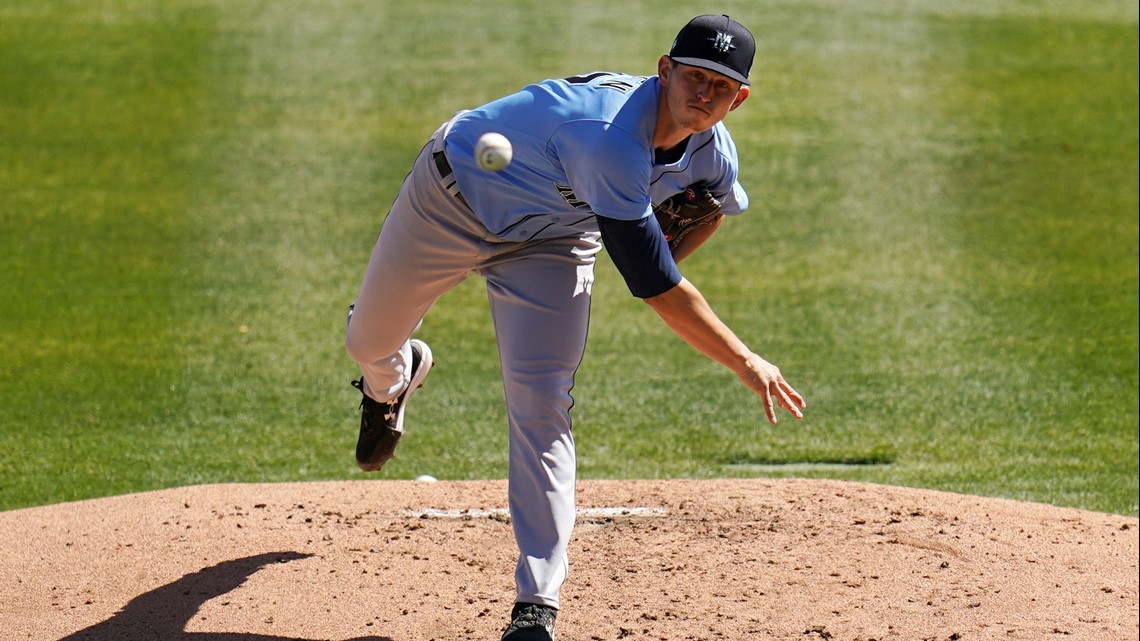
[1,479,1136,640]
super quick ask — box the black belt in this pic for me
[432,150,471,210]
[433,150,454,179]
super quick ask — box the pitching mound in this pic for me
[1,479,1136,641]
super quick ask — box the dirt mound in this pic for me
[1,479,1135,640]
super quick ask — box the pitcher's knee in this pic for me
[344,330,389,366]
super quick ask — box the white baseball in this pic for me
[475,132,512,172]
[415,474,437,483]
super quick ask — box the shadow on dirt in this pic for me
[58,552,392,641]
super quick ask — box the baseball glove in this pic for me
[652,182,723,252]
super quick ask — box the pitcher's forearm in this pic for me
[644,278,752,372]
[644,277,806,424]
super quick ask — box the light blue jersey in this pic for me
[443,72,748,242]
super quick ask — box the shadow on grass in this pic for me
[59,552,392,641]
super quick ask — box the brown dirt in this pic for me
[1,479,1136,641]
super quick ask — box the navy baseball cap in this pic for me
[669,14,755,85]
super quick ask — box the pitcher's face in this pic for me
[658,57,749,134]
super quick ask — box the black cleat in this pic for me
[501,602,557,641]
[350,339,433,472]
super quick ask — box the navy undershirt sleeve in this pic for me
[596,214,682,299]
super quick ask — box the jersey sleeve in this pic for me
[595,214,682,299]
[718,178,749,215]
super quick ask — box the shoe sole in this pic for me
[391,339,433,435]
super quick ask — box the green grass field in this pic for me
[2,0,1137,516]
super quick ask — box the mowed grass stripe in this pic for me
[149,3,426,483]
[1,2,224,502]
[927,12,1138,508]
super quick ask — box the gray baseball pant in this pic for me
[345,119,602,609]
